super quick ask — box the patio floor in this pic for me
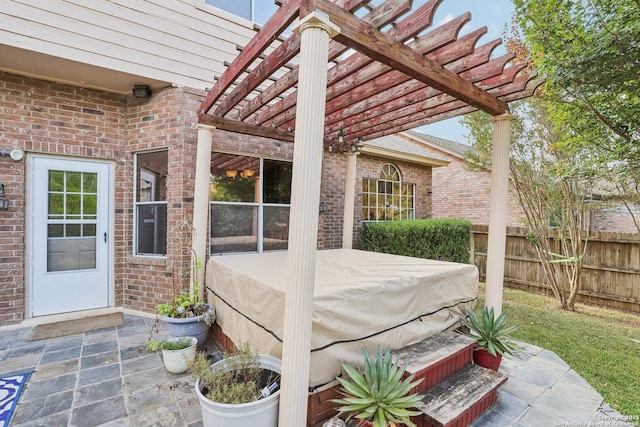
[0,311,630,427]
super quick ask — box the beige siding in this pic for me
[1,0,260,90]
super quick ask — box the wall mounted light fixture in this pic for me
[132,85,152,98]
[0,148,24,161]
[0,184,9,211]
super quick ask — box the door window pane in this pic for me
[46,170,99,272]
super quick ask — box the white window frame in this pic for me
[210,154,292,255]
[363,163,416,222]
[133,150,168,257]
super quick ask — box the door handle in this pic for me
[104,232,107,243]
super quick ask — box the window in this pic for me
[210,153,292,254]
[203,0,278,24]
[362,163,415,222]
[134,151,168,256]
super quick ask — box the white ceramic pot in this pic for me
[195,354,281,427]
[161,336,197,374]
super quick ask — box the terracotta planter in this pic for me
[473,348,502,371]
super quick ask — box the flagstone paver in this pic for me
[0,313,631,427]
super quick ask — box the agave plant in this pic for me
[332,347,423,427]
[461,307,521,357]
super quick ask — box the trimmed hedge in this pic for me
[358,219,472,263]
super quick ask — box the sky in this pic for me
[254,0,516,145]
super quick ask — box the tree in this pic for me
[462,99,594,310]
[511,0,640,232]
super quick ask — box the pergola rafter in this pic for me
[198,0,541,145]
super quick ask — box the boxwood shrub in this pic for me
[358,218,472,263]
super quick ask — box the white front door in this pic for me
[30,156,111,316]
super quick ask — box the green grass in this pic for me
[475,284,640,415]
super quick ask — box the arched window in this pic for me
[362,164,415,222]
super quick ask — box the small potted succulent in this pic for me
[460,307,521,371]
[332,347,424,427]
[147,336,198,374]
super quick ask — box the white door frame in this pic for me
[27,155,114,318]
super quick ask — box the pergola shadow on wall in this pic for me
[192,0,543,425]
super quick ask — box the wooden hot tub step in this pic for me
[393,330,478,392]
[417,364,507,427]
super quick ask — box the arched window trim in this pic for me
[362,163,416,222]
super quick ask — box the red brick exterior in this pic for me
[415,145,525,227]
[0,72,435,325]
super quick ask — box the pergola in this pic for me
[193,0,543,425]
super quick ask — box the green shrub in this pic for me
[358,218,472,263]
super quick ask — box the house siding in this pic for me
[1,0,259,91]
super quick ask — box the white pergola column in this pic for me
[342,153,358,248]
[192,124,214,299]
[279,13,340,427]
[485,113,514,316]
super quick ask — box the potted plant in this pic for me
[460,307,521,371]
[332,347,424,427]
[156,223,216,348]
[190,342,282,427]
[147,336,198,374]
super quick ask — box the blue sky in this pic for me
[416,0,515,143]
[254,1,515,144]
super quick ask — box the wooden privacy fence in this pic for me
[471,225,640,313]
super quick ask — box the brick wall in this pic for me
[422,147,524,227]
[0,72,126,324]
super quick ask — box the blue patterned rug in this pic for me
[0,370,33,427]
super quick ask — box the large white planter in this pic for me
[195,355,282,427]
[161,336,197,374]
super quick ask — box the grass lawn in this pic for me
[475,284,640,416]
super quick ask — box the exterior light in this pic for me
[0,184,8,211]
[132,85,152,98]
[0,148,24,161]
[225,170,238,178]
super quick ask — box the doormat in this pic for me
[28,312,125,341]
[0,370,33,427]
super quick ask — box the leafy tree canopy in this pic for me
[511,0,640,167]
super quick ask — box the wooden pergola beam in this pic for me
[326,56,522,139]
[239,0,411,123]
[198,113,295,142]
[312,0,509,116]
[260,12,471,128]
[341,64,529,139]
[355,70,538,139]
[324,49,513,135]
[235,0,382,121]
[198,0,300,114]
